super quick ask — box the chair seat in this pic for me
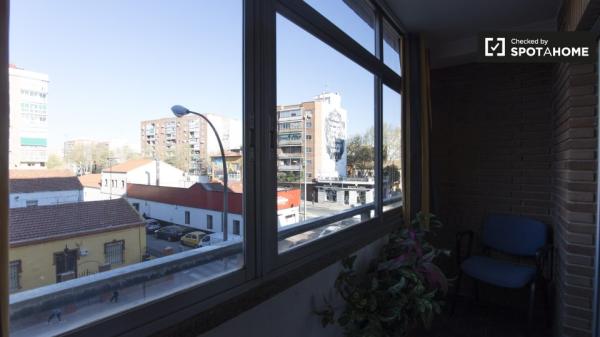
[461,256,536,288]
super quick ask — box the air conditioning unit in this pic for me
[79,248,89,257]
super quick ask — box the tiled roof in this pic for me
[10,176,83,194]
[103,159,153,173]
[9,198,143,246]
[127,183,299,212]
[127,183,243,214]
[78,174,102,188]
[9,169,74,179]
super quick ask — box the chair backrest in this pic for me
[482,214,547,257]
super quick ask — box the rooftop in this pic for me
[9,176,83,194]
[9,169,74,179]
[103,159,153,173]
[9,198,144,246]
[78,174,102,189]
[127,183,300,213]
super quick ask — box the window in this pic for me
[6,1,402,335]
[277,13,375,252]
[304,0,375,54]
[104,240,124,265]
[9,260,21,292]
[207,214,213,230]
[233,220,241,235]
[383,19,402,75]
[383,85,402,210]
[25,200,38,207]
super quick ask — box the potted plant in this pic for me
[317,213,449,337]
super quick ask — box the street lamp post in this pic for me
[171,105,229,242]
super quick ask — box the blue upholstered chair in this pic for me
[452,214,552,330]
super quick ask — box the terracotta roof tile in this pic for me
[10,177,83,194]
[9,199,143,246]
[78,174,102,188]
[104,159,153,173]
[9,169,74,179]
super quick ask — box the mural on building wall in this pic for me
[325,109,346,162]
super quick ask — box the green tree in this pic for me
[47,154,64,169]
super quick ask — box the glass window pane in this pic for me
[383,85,403,211]
[383,20,402,75]
[277,14,375,252]
[304,0,375,54]
[8,1,243,335]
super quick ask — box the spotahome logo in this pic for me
[479,32,596,62]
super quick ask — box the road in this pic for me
[146,233,193,257]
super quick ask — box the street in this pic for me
[146,233,193,257]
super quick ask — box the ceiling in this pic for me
[384,0,562,67]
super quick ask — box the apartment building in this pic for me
[276,92,347,182]
[140,114,242,175]
[8,65,49,168]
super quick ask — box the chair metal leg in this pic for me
[451,270,463,315]
[528,281,536,336]
[542,278,550,328]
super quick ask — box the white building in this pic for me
[8,65,49,168]
[314,177,374,206]
[126,183,301,236]
[9,175,83,208]
[100,159,191,199]
[204,113,243,158]
[78,174,105,201]
[314,93,347,179]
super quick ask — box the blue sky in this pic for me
[10,1,401,152]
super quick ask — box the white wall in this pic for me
[9,189,82,208]
[199,238,385,337]
[82,187,108,202]
[126,198,245,236]
[100,172,128,197]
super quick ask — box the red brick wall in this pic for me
[553,61,597,337]
[430,63,554,247]
[430,60,598,336]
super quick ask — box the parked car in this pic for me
[318,225,342,238]
[180,231,207,248]
[145,219,162,234]
[155,225,194,241]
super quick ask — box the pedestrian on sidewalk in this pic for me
[110,290,119,303]
[47,308,62,323]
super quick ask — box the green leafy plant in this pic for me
[317,212,449,337]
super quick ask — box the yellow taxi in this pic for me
[180,231,207,248]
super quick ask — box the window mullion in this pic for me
[374,8,384,218]
[256,0,279,275]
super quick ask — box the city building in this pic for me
[140,114,242,175]
[126,182,301,236]
[9,170,83,208]
[8,198,146,292]
[314,177,374,206]
[100,158,191,199]
[8,65,49,168]
[210,150,242,181]
[276,92,347,182]
[78,173,103,201]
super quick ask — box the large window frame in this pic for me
[262,0,405,272]
[1,0,406,336]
